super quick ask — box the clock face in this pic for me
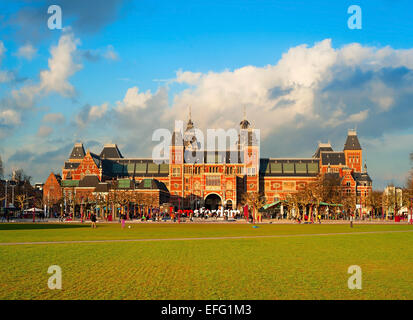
[226,182,233,189]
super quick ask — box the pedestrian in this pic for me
[91,213,97,229]
[121,213,126,229]
[350,212,354,228]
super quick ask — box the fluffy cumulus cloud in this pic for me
[165,39,413,144]
[0,30,82,138]
[11,31,82,110]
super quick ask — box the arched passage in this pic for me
[204,193,222,210]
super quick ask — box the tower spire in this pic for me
[186,105,194,130]
[240,105,250,129]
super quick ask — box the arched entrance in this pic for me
[205,194,222,210]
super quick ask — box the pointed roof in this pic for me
[239,106,251,129]
[186,106,194,130]
[344,129,362,150]
[100,144,123,159]
[69,143,86,159]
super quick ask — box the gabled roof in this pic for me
[64,162,80,169]
[321,152,346,166]
[69,143,86,159]
[344,130,362,150]
[99,144,123,159]
[352,172,372,183]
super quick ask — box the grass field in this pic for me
[1,222,413,300]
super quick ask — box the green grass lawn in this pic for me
[0,223,413,299]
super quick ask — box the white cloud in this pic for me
[89,103,108,118]
[12,32,82,109]
[175,70,202,85]
[116,87,153,112]
[15,43,37,60]
[39,32,82,96]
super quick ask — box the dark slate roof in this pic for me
[94,183,109,193]
[69,143,86,159]
[136,179,169,192]
[78,175,100,188]
[324,172,341,180]
[260,158,320,177]
[313,144,334,158]
[344,131,362,150]
[99,144,123,159]
[352,172,372,183]
[64,162,80,169]
[90,152,101,168]
[321,152,346,166]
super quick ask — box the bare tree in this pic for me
[368,190,383,219]
[241,191,266,222]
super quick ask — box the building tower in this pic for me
[344,129,363,172]
[239,108,259,194]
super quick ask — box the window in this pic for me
[247,167,256,176]
[172,167,181,177]
[206,176,220,187]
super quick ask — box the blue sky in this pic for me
[0,0,412,188]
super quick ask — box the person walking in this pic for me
[350,212,354,228]
[121,213,126,229]
[91,213,97,229]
